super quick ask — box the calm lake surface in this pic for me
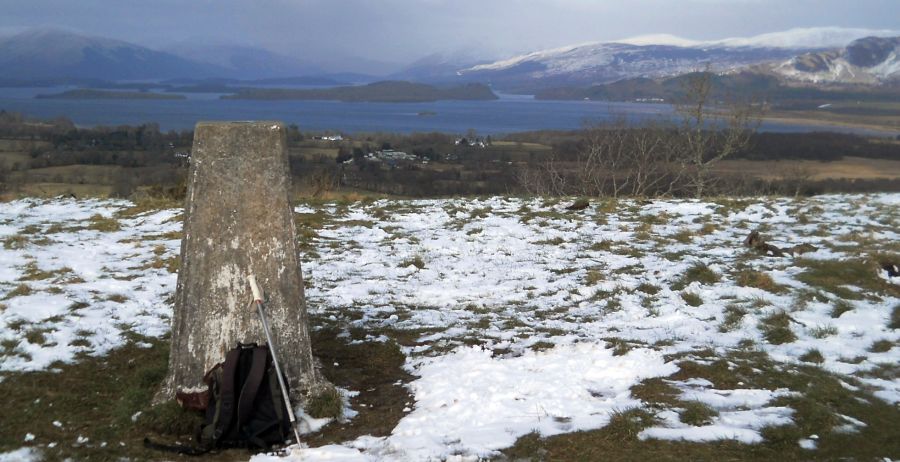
[0,86,893,136]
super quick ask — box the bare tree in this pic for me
[514,155,568,196]
[675,66,762,198]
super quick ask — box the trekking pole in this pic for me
[247,274,304,446]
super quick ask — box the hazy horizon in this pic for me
[0,0,898,74]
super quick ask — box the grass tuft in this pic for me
[630,378,680,407]
[681,291,703,307]
[605,408,659,441]
[589,240,613,252]
[799,349,825,364]
[2,235,28,250]
[673,262,720,290]
[868,339,893,353]
[809,324,838,339]
[87,214,121,232]
[671,229,695,244]
[604,338,633,356]
[679,401,718,426]
[585,269,605,285]
[831,300,854,318]
[399,255,425,270]
[759,311,797,345]
[719,305,747,332]
[3,283,32,299]
[635,283,660,295]
[736,270,787,294]
[306,386,344,419]
[890,304,900,330]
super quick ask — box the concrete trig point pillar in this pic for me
[155,121,323,403]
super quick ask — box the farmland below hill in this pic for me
[1,111,899,202]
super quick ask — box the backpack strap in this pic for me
[236,346,269,429]
[267,366,286,429]
[212,345,243,442]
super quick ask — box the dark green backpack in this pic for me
[145,343,293,455]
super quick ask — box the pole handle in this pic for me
[247,274,263,303]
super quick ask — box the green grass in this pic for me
[0,325,418,461]
[0,337,182,461]
[797,258,898,301]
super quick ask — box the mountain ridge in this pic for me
[0,29,225,80]
[456,27,900,92]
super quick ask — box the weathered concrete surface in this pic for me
[155,121,322,403]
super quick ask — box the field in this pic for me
[0,194,898,461]
[715,156,900,181]
[767,101,900,133]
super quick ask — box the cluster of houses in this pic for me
[344,149,429,167]
[454,136,492,148]
[313,134,344,141]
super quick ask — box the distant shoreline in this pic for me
[35,89,186,100]
[222,81,498,103]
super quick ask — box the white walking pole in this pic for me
[247,274,303,445]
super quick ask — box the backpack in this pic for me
[145,343,293,455]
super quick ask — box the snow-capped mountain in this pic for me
[457,27,900,91]
[772,36,900,84]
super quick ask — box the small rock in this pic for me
[566,199,590,211]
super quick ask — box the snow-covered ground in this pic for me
[0,194,897,461]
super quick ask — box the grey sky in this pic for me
[0,0,897,72]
